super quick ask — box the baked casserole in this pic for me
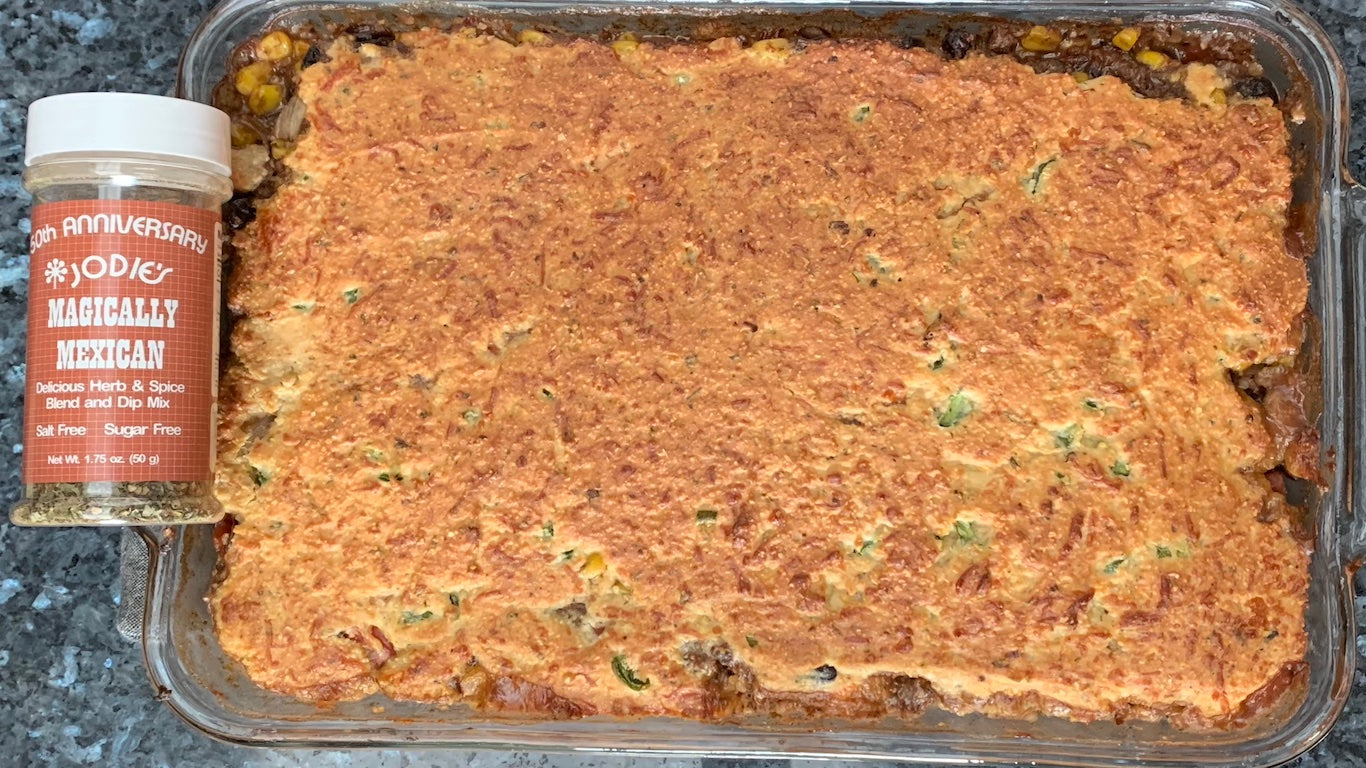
[212,24,1314,725]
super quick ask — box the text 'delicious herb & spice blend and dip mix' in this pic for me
[11,93,232,526]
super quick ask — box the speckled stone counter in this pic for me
[2,1,1366,766]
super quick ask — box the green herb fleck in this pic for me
[463,408,483,426]
[248,465,270,488]
[1083,398,1103,411]
[540,387,555,401]
[377,472,392,482]
[1111,459,1131,477]
[695,508,719,524]
[930,355,945,371]
[746,635,759,648]
[364,447,385,464]
[1103,558,1126,575]
[539,521,555,540]
[1025,157,1057,197]
[611,654,651,690]
[936,391,974,428]
[556,549,576,564]
[400,609,435,625]
[291,301,315,313]
[865,253,892,275]
[853,539,876,557]
[342,287,361,305]
[1155,545,1172,559]
[852,104,872,123]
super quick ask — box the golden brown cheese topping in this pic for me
[214,29,1310,724]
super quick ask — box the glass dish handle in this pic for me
[1348,182,1366,567]
[116,527,174,641]
[117,528,151,640]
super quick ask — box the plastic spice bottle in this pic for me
[10,93,233,526]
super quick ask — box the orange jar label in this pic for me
[23,200,220,483]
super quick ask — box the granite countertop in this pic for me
[3,0,1366,766]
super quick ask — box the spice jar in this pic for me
[10,93,232,526]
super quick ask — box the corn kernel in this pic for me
[1135,49,1169,69]
[1020,26,1061,53]
[751,38,793,54]
[1112,27,1140,51]
[292,39,312,60]
[257,30,293,61]
[518,29,549,45]
[1071,72,1091,83]
[270,139,295,160]
[234,60,274,96]
[580,552,607,579]
[611,39,639,56]
[1210,88,1227,105]
[229,122,259,148]
[248,83,285,115]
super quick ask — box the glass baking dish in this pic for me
[133,0,1366,761]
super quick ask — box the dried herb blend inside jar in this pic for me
[10,93,232,526]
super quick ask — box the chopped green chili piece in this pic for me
[291,301,315,313]
[1083,398,1102,411]
[1155,545,1172,559]
[695,508,719,524]
[852,104,872,123]
[343,287,361,304]
[400,610,435,625]
[813,664,838,682]
[248,465,270,488]
[1111,459,1131,477]
[746,635,759,648]
[1054,425,1080,450]
[1104,558,1126,575]
[942,520,985,548]
[936,391,973,428]
[463,408,482,426]
[539,521,555,540]
[611,654,651,690]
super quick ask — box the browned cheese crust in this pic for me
[214,29,1310,723]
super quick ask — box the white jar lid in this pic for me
[26,92,231,177]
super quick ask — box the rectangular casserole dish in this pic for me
[130,0,1366,762]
